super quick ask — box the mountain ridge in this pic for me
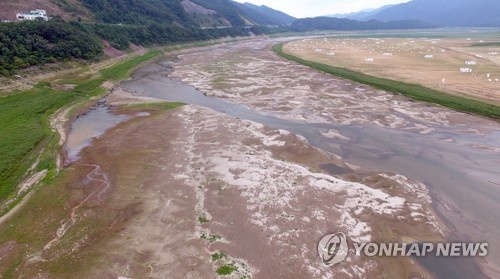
[290,16,437,32]
[241,2,296,25]
[325,4,396,21]
[366,0,500,27]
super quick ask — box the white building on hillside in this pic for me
[16,10,48,21]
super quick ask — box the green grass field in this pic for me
[273,43,500,120]
[0,50,160,203]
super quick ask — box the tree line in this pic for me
[0,21,102,76]
[290,17,437,32]
[0,20,250,76]
[82,23,249,50]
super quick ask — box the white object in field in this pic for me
[365,58,374,62]
[16,9,48,21]
[465,61,477,65]
[424,54,433,59]
[442,78,446,83]
[487,73,491,78]
[460,68,473,73]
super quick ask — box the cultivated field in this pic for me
[283,31,500,105]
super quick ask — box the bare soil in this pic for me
[2,37,498,278]
[0,103,443,278]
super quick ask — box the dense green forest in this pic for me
[0,21,102,76]
[84,23,250,50]
[0,20,251,76]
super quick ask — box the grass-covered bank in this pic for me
[273,43,500,120]
[0,50,160,207]
[0,100,184,278]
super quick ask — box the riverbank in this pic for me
[157,38,500,277]
[273,43,500,120]
[1,35,499,278]
[0,49,161,219]
[0,96,445,277]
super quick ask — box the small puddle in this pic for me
[65,99,148,163]
[319,163,352,175]
[415,253,486,279]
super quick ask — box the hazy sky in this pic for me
[233,0,410,18]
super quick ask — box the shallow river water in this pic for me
[68,48,500,278]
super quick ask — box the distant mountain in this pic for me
[326,4,396,21]
[366,0,500,27]
[189,0,294,26]
[241,2,296,25]
[290,17,437,32]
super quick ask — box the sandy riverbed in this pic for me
[79,104,443,278]
[1,37,498,278]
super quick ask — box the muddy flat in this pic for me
[1,36,499,278]
[132,37,500,277]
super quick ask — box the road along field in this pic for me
[282,34,500,105]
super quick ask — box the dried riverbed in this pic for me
[122,38,500,277]
[70,104,442,278]
[1,37,499,278]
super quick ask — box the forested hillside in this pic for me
[241,3,296,25]
[0,21,102,76]
[1,0,298,76]
[290,17,437,32]
[85,23,250,50]
[80,0,193,25]
[233,2,296,26]
[0,20,251,76]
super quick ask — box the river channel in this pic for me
[67,43,500,278]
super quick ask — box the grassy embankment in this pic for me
[0,50,160,210]
[273,43,500,120]
[470,42,500,47]
[0,50,185,277]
